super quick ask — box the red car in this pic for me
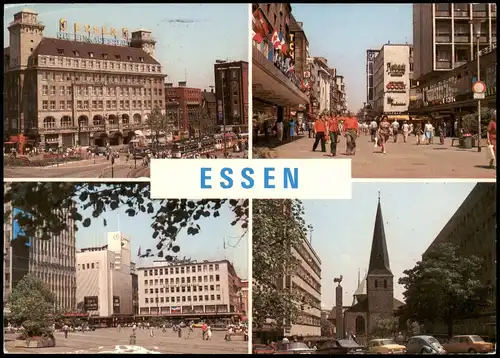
[252,344,275,354]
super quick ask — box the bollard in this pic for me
[130,334,136,345]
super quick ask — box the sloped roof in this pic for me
[31,37,160,65]
[368,197,393,276]
[202,90,216,103]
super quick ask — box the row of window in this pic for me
[41,85,162,97]
[145,284,221,295]
[41,99,160,112]
[144,274,220,286]
[144,294,222,304]
[143,263,220,276]
[39,55,161,73]
[39,71,164,86]
[77,262,115,270]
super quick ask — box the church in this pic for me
[329,196,404,342]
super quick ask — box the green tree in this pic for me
[9,274,55,337]
[4,182,248,259]
[192,114,215,137]
[398,242,491,338]
[252,199,312,329]
[321,317,334,337]
[146,106,175,147]
[461,108,494,137]
[371,318,398,338]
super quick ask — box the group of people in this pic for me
[309,112,361,156]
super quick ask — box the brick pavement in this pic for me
[266,134,496,179]
[4,328,248,354]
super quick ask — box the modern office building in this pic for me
[214,60,248,132]
[137,259,244,320]
[413,3,497,80]
[3,9,166,150]
[164,81,202,137]
[372,44,412,120]
[239,278,249,316]
[76,232,133,317]
[201,88,217,134]
[366,49,380,107]
[422,183,496,338]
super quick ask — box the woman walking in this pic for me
[377,115,391,154]
[424,120,433,145]
[439,121,446,145]
[289,119,296,141]
[487,110,496,168]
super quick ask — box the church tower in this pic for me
[366,194,394,334]
[130,29,157,59]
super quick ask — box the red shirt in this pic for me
[487,120,496,140]
[343,117,359,131]
[328,117,339,132]
[314,119,326,133]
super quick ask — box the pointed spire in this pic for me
[368,195,392,275]
[357,268,360,286]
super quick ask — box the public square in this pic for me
[4,328,248,354]
[264,134,496,179]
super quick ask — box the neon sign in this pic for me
[58,18,131,47]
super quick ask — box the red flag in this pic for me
[257,9,271,36]
[271,30,280,49]
[281,43,287,55]
[252,30,264,44]
[252,9,264,34]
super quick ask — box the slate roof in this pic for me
[202,90,216,103]
[31,37,160,65]
[368,198,393,276]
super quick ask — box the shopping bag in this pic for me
[487,144,496,161]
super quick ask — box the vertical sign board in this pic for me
[113,296,120,314]
[11,208,31,289]
[217,100,223,126]
[84,296,99,311]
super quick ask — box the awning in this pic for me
[387,115,410,121]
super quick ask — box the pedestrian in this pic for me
[424,120,433,145]
[132,323,137,334]
[327,114,340,157]
[369,118,378,142]
[402,121,410,143]
[207,325,212,340]
[487,110,496,168]
[63,323,69,338]
[415,122,424,145]
[377,115,391,154]
[149,325,155,337]
[392,120,400,143]
[307,116,314,138]
[289,118,296,141]
[312,115,326,152]
[201,322,207,340]
[396,332,405,345]
[343,113,360,155]
[439,120,446,145]
[276,118,284,142]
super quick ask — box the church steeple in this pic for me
[367,194,392,275]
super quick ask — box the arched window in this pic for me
[384,279,388,288]
[355,316,366,335]
[374,280,378,288]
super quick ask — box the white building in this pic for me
[137,259,243,318]
[373,44,411,118]
[312,57,332,115]
[76,231,133,317]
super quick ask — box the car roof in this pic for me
[411,335,435,339]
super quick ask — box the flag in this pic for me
[171,306,181,313]
[137,246,141,257]
[257,9,271,36]
[271,30,280,49]
[252,30,264,44]
[252,9,264,35]
[280,34,287,54]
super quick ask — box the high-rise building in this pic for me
[413,3,497,80]
[137,259,244,320]
[366,49,380,107]
[3,9,166,150]
[75,231,133,316]
[164,82,202,137]
[214,60,248,132]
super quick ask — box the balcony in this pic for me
[436,60,452,70]
[454,10,470,18]
[436,33,452,43]
[454,34,470,43]
[436,10,451,18]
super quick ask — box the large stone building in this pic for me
[422,183,496,338]
[76,232,134,317]
[164,82,202,137]
[4,9,166,149]
[201,88,217,134]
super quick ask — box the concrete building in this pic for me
[240,278,249,317]
[422,183,496,338]
[3,197,77,312]
[201,88,217,134]
[76,232,133,317]
[164,82,202,138]
[3,9,166,150]
[214,60,248,132]
[334,76,347,114]
[312,57,332,115]
[372,44,412,119]
[131,261,139,315]
[366,49,380,108]
[413,3,497,81]
[137,259,244,319]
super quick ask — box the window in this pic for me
[139,57,144,62]
[215,275,220,281]
[42,85,48,95]
[73,51,80,57]
[145,298,148,304]
[115,55,121,60]
[60,101,65,110]
[102,53,108,59]
[42,100,48,110]
[384,279,387,288]
[128,56,132,61]
[374,280,378,288]
[50,86,56,95]
[216,294,221,300]
[215,264,219,270]
[49,101,56,110]
[89,52,94,58]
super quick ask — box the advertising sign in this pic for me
[84,296,98,311]
[13,208,31,247]
[113,296,120,307]
[289,33,295,60]
[57,18,130,46]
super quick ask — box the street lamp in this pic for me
[469,18,485,152]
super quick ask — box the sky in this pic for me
[292,3,413,112]
[301,181,477,310]
[74,193,248,279]
[4,3,249,89]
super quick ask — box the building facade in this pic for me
[214,60,248,132]
[413,3,497,81]
[240,278,249,317]
[422,183,496,338]
[164,82,202,137]
[312,57,332,115]
[76,232,133,317]
[373,44,411,119]
[201,88,217,134]
[4,9,166,149]
[137,259,244,319]
[366,49,380,108]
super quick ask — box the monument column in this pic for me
[335,276,344,339]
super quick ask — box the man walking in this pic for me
[328,114,340,157]
[392,119,400,143]
[312,115,327,153]
[343,113,360,155]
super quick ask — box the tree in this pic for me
[461,108,494,136]
[146,106,175,146]
[371,318,398,338]
[321,317,334,337]
[4,182,248,260]
[9,274,55,337]
[398,242,491,338]
[192,114,215,137]
[252,199,312,329]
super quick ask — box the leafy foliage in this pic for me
[4,182,248,260]
[252,199,312,329]
[321,317,334,337]
[371,318,398,338]
[461,108,494,136]
[192,115,216,136]
[8,275,55,337]
[146,106,175,145]
[397,242,491,337]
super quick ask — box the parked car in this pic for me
[252,344,275,354]
[406,335,446,354]
[273,341,316,355]
[367,338,406,354]
[442,335,494,354]
[316,339,366,354]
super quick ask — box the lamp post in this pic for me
[469,18,485,152]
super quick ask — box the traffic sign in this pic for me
[473,93,485,100]
[472,81,486,93]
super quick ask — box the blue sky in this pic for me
[302,182,477,310]
[4,3,248,89]
[74,196,248,279]
[292,3,412,112]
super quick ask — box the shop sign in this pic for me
[387,97,407,106]
[289,33,295,60]
[113,296,120,307]
[58,18,130,46]
[386,63,406,76]
[84,296,98,311]
[386,81,406,93]
[367,50,379,62]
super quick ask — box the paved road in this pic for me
[269,134,496,179]
[4,328,248,354]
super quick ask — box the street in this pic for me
[268,134,496,179]
[4,328,248,354]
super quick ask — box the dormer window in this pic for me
[57,49,64,55]
[89,52,94,58]
[115,55,121,60]
[128,56,132,61]
[139,57,144,62]
[102,53,108,59]
[73,50,80,57]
